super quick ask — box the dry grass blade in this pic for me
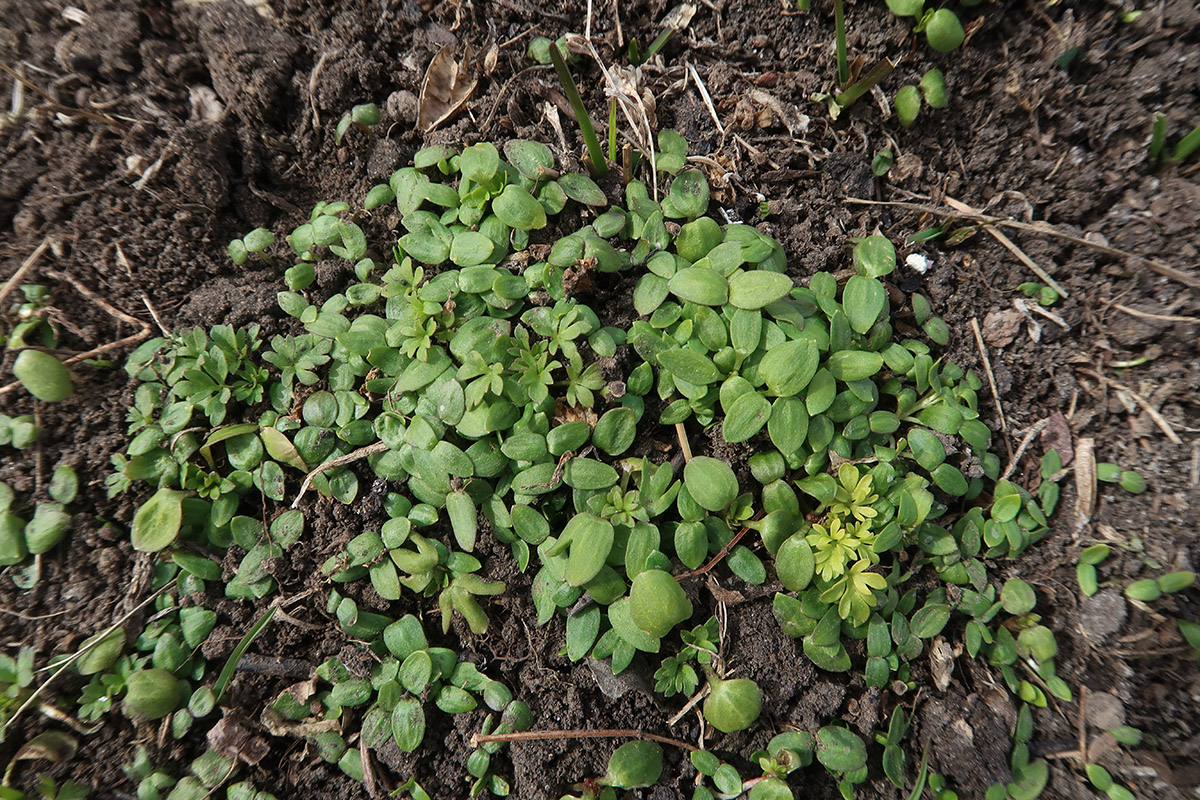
[1078,368,1183,445]
[0,238,51,309]
[845,195,1200,290]
[418,45,478,134]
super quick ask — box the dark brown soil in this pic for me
[2,0,1199,798]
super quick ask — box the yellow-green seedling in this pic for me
[1018,280,1060,306]
[6,284,57,350]
[702,671,762,733]
[630,569,693,638]
[1077,543,1110,596]
[335,102,381,145]
[1096,462,1147,494]
[12,349,73,402]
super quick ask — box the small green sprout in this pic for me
[227,227,275,265]
[548,42,608,176]
[334,102,381,145]
[1149,113,1200,171]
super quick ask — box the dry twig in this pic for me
[845,195,1200,290]
[472,727,698,752]
[1077,368,1183,444]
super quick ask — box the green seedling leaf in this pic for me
[827,350,884,381]
[492,185,547,230]
[1158,571,1195,593]
[658,347,720,385]
[124,669,181,720]
[446,491,477,551]
[842,275,887,334]
[925,9,965,52]
[816,726,867,773]
[1001,578,1037,615]
[760,339,820,396]
[669,267,729,306]
[630,569,693,637]
[684,457,739,512]
[667,170,710,218]
[131,488,186,552]
[895,85,920,127]
[776,534,815,591]
[919,68,948,108]
[48,465,78,504]
[910,604,951,638]
[723,391,771,443]
[872,148,894,176]
[728,270,793,310]
[24,503,69,554]
[600,741,663,789]
[704,675,762,733]
[76,628,126,675]
[887,0,924,16]
[504,140,554,179]
[552,513,615,586]
[13,350,73,402]
[450,231,496,267]
[392,696,426,753]
[593,408,637,455]
[907,428,946,470]
[558,173,607,207]
[853,235,896,277]
[564,458,619,490]
[459,142,499,183]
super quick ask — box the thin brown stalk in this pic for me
[471,727,698,752]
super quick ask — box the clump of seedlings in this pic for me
[34,129,1105,798]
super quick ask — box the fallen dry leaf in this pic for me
[208,711,271,764]
[1040,410,1074,466]
[418,45,478,133]
[1075,437,1096,527]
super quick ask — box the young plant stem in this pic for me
[833,0,849,86]
[835,58,895,108]
[472,727,698,752]
[548,42,608,176]
[608,97,617,164]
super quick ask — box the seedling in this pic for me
[1017,281,1060,307]
[548,43,608,176]
[92,127,1076,797]
[334,103,381,145]
[1148,113,1200,171]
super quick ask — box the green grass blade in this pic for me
[1171,122,1200,163]
[549,43,608,176]
[212,605,276,703]
[834,0,849,86]
[835,59,895,108]
[609,98,618,165]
